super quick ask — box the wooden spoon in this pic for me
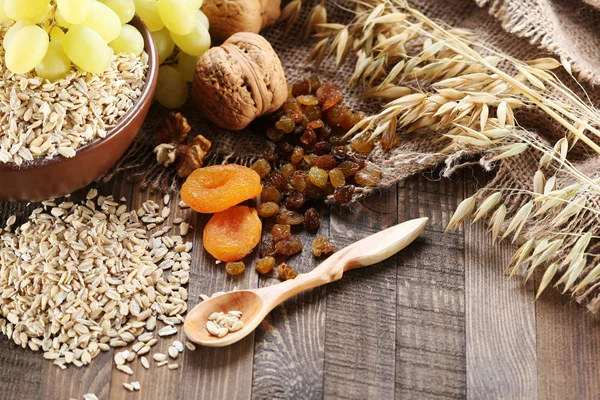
[184,217,429,347]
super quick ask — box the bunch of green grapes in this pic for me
[136,0,211,108]
[1,0,145,80]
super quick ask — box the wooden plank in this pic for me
[464,171,537,399]
[251,208,329,399]
[0,201,45,400]
[179,206,259,400]
[395,174,466,399]
[323,186,398,400]
[41,178,133,400]
[536,274,600,399]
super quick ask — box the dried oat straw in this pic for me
[0,190,192,369]
[0,27,148,165]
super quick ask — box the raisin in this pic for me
[351,136,375,153]
[260,236,276,257]
[307,120,324,130]
[292,80,310,97]
[290,170,309,192]
[251,158,271,178]
[256,256,276,274]
[300,129,317,147]
[272,224,291,243]
[297,95,319,106]
[277,209,304,225]
[308,75,321,92]
[318,123,332,139]
[290,146,304,164]
[326,103,352,127]
[285,192,306,211]
[333,185,354,204]
[329,168,346,187]
[276,142,294,158]
[313,141,332,155]
[275,115,295,133]
[303,154,315,166]
[278,262,298,281]
[304,105,322,122]
[261,141,276,161]
[275,236,303,256]
[309,167,329,188]
[267,170,287,191]
[261,186,281,204]
[266,127,284,142]
[306,183,328,200]
[311,155,337,170]
[293,125,305,135]
[316,83,343,110]
[329,134,347,146]
[280,163,296,178]
[304,207,321,230]
[284,98,303,123]
[333,147,350,163]
[312,236,334,257]
[355,166,381,186]
[337,161,361,177]
[225,261,246,276]
[258,202,280,218]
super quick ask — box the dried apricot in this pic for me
[181,165,262,213]
[203,206,262,262]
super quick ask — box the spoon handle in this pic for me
[264,217,428,303]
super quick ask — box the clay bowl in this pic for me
[0,15,158,202]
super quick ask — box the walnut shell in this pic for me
[202,0,281,42]
[193,32,287,131]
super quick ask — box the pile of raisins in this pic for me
[250,77,381,280]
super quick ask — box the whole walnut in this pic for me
[202,0,281,42]
[193,32,287,130]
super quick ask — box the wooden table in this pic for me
[1,168,599,400]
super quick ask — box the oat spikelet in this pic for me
[501,201,534,242]
[536,262,559,299]
[472,192,502,223]
[488,204,506,243]
[446,195,476,232]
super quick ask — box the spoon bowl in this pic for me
[185,217,429,347]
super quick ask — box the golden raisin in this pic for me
[329,168,346,187]
[337,161,360,178]
[280,163,296,178]
[291,171,309,192]
[284,98,303,123]
[312,236,335,257]
[257,202,280,218]
[277,209,304,225]
[311,155,337,170]
[326,103,352,126]
[225,261,246,276]
[304,105,322,122]
[255,257,275,274]
[278,262,298,281]
[275,115,295,133]
[316,83,343,110]
[291,146,304,164]
[296,95,319,106]
[275,236,303,256]
[181,165,262,213]
[355,166,381,186]
[251,158,271,178]
[261,186,281,204]
[272,224,291,242]
[351,136,375,153]
[260,236,276,257]
[309,167,329,189]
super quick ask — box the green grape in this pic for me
[81,1,121,42]
[175,52,199,82]
[55,10,73,28]
[155,65,188,109]
[56,0,90,24]
[169,10,210,56]
[62,25,112,74]
[35,41,71,81]
[134,0,164,32]
[50,26,65,41]
[197,9,209,29]
[157,0,195,36]
[4,0,50,20]
[5,25,49,74]
[110,24,144,56]
[151,28,175,64]
[101,0,135,24]
[3,20,33,51]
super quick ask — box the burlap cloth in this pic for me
[106,0,600,312]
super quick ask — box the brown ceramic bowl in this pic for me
[0,16,158,202]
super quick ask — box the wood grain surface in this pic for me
[1,171,599,400]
